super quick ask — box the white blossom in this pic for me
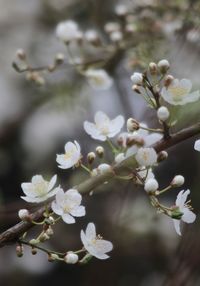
[21,175,59,203]
[56,141,81,169]
[157,59,170,72]
[84,111,124,141]
[161,78,200,105]
[52,188,85,224]
[80,223,113,259]
[85,69,113,90]
[144,178,159,193]
[104,22,120,33]
[64,252,79,264]
[194,139,200,151]
[136,168,155,184]
[157,106,170,121]
[135,147,157,167]
[130,72,143,85]
[172,190,196,236]
[125,123,162,158]
[110,31,123,42]
[56,20,80,43]
[171,175,185,187]
[85,30,99,42]
[97,163,112,174]
[18,209,29,221]
[115,4,128,16]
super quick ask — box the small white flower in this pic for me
[97,163,112,174]
[157,59,170,73]
[84,111,124,141]
[21,175,59,203]
[52,188,85,224]
[56,20,80,43]
[115,153,125,164]
[130,72,143,85]
[172,190,196,236]
[104,22,120,33]
[157,106,170,121]
[144,178,159,193]
[110,31,123,42]
[85,29,99,42]
[135,147,157,167]
[80,223,113,259]
[115,4,128,16]
[56,141,81,169]
[85,69,113,90]
[194,139,200,151]
[18,209,29,221]
[161,78,200,105]
[171,175,185,187]
[64,252,79,264]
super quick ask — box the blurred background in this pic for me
[0,0,200,285]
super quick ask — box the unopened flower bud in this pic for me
[130,72,143,85]
[29,239,39,245]
[55,53,65,65]
[64,252,79,264]
[104,22,120,33]
[157,106,170,121]
[164,75,174,87]
[40,233,50,242]
[91,168,98,177]
[127,118,140,132]
[85,30,101,46]
[16,245,24,257]
[157,151,168,162]
[157,59,170,74]
[31,248,37,255]
[132,84,141,94]
[97,163,112,174]
[110,31,123,42]
[87,152,96,164]
[46,226,54,236]
[48,253,59,262]
[96,146,104,158]
[18,209,30,221]
[115,4,128,16]
[126,135,144,147]
[115,153,125,164]
[171,175,185,187]
[16,49,26,61]
[144,178,159,193]
[149,62,157,75]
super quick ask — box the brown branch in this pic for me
[0,122,200,248]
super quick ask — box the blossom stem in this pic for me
[106,138,118,154]
[81,164,91,174]
[157,185,172,195]
[19,239,65,257]
[139,126,163,134]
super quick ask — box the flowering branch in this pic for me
[0,121,200,248]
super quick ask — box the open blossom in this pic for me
[80,223,113,260]
[21,175,59,203]
[56,141,81,169]
[125,123,162,158]
[194,139,200,151]
[135,147,157,167]
[84,111,124,141]
[172,190,196,236]
[56,20,81,43]
[84,69,113,90]
[161,78,200,105]
[52,188,85,224]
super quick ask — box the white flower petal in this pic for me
[70,206,85,217]
[176,189,190,208]
[62,213,75,224]
[182,208,196,223]
[180,78,192,91]
[173,219,182,236]
[194,139,200,151]
[86,222,96,240]
[51,201,63,215]
[48,175,57,191]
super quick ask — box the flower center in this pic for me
[34,182,48,197]
[168,86,187,101]
[64,147,76,160]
